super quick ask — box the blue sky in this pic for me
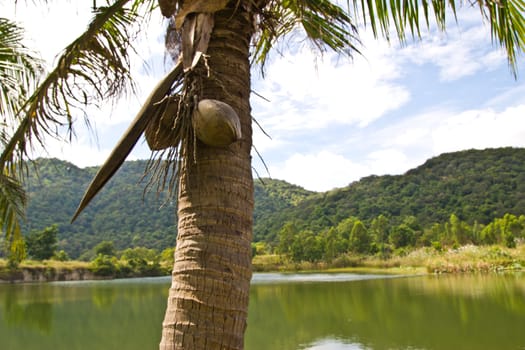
[6,2,525,192]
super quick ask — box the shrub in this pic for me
[90,254,118,276]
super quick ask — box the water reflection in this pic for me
[301,338,366,350]
[0,278,169,350]
[0,274,523,350]
[1,284,54,334]
[246,273,525,350]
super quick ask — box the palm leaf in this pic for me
[484,0,525,72]
[0,17,41,248]
[0,168,26,241]
[254,0,361,69]
[351,0,525,73]
[0,0,142,171]
[0,18,44,132]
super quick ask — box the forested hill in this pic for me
[261,147,525,238]
[23,159,178,258]
[21,147,525,257]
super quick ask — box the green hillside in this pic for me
[23,159,177,257]
[19,147,525,258]
[272,147,525,234]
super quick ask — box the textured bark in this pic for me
[160,4,254,350]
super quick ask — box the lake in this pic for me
[0,272,523,349]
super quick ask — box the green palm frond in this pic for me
[0,168,26,241]
[352,0,525,73]
[0,18,44,126]
[483,0,525,72]
[0,18,40,248]
[254,0,361,69]
[0,0,143,170]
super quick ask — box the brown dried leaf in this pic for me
[175,0,229,28]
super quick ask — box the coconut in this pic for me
[192,99,241,147]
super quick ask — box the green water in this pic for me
[0,273,523,349]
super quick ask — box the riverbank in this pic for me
[0,260,100,283]
[252,244,525,274]
[0,259,169,283]
[2,244,523,282]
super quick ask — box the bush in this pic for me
[90,254,118,276]
[52,250,70,261]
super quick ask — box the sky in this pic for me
[5,1,525,192]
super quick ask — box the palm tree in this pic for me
[0,18,43,265]
[2,0,525,349]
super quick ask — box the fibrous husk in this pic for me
[145,95,181,151]
[192,99,241,147]
[175,0,229,28]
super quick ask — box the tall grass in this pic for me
[252,244,525,274]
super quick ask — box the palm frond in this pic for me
[351,0,525,73]
[0,168,26,241]
[0,18,44,126]
[483,0,525,73]
[0,17,40,248]
[253,0,361,69]
[0,0,142,171]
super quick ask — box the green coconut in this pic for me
[192,99,241,147]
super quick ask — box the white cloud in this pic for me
[431,105,525,154]
[5,2,91,65]
[252,36,410,132]
[365,149,413,175]
[270,151,371,192]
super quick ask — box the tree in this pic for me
[371,214,389,258]
[94,240,116,257]
[25,224,58,260]
[2,1,525,349]
[290,229,323,262]
[322,227,346,261]
[349,220,371,254]
[277,221,300,256]
[445,214,472,245]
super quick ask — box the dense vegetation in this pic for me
[21,158,177,257]
[1,147,524,261]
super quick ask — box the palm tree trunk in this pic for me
[160,4,254,350]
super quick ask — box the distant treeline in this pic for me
[256,213,524,263]
[11,147,525,259]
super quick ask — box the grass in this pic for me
[252,244,525,274]
[0,259,91,270]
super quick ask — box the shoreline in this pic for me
[1,244,523,283]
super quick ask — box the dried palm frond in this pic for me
[72,3,220,220]
[174,0,229,28]
[72,60,186,222]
